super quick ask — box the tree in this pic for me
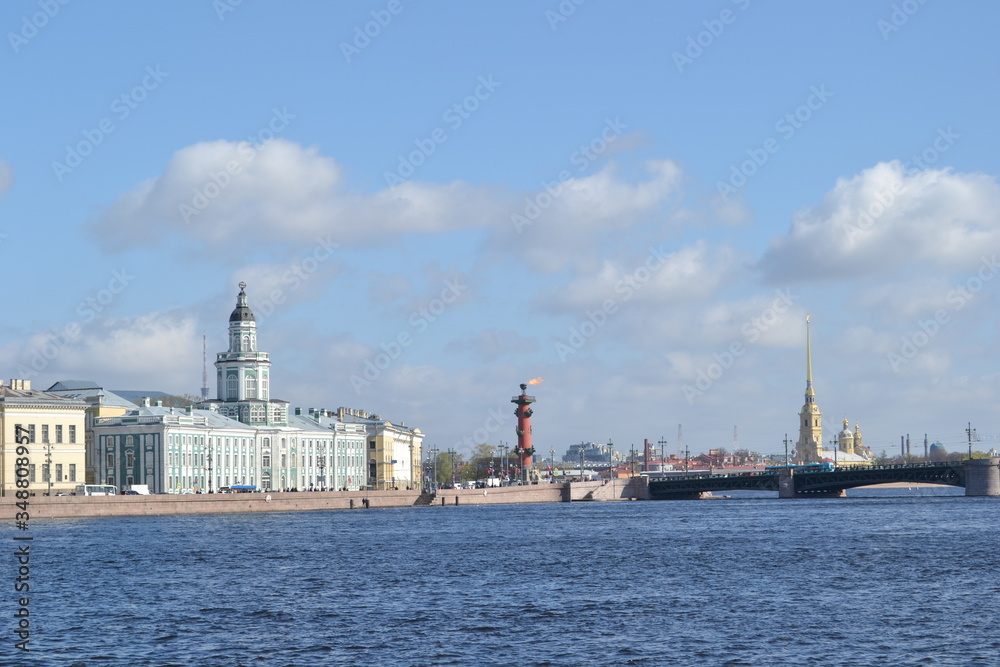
[155,393,203,407]
[465,443,497,482]
[433,450,465,486]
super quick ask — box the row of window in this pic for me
[224,373,269,400]
[16,424,77,444]
[28,463,77,483]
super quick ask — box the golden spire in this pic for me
[805,315,814,401]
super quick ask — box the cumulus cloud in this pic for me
[0,158,12,196]
[6,312,199,391]
[88,139,507,251]
[759,161,1000,282]
[539,240,743,313]
[493,159,686,273]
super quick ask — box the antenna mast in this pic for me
[201,333,209,400]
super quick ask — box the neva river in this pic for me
[7,488,999,666]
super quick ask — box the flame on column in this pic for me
[527,377,544,385]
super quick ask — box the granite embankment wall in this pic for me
[16,478,651,520]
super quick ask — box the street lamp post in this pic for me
[207,447,214,493]
[317,455,326,491]
[45,442,53,497]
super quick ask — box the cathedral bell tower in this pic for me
[797,315,823,463]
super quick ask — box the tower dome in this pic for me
[229,281,255,322]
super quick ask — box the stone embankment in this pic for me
[21,478,651,520]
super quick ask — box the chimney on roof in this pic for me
[141,397,151,408]
[295,407,302,416]
[156,400,163,407]
[9,379,30,391]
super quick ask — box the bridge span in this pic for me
[648,458,1000,499]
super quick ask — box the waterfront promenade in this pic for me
[22,477,650,519]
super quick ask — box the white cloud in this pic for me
[494,159,686,273]
[539,240,742,313]
[5,312,199,391]
[89,139,506,251]
[760,161,1000,281]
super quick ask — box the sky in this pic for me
[2,1,1000,461]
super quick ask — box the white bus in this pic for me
[74,484,117,496]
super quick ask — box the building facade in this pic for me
[328,408,423,490]
[89,283,406,492]
[0,379,87,497]
[45,381,138,484]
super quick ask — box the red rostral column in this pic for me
[512,381,538,480]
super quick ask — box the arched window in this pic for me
[227,374,238,400]
[246,375,257,399]
[242,335,250,351]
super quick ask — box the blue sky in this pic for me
[3,0,1000,459]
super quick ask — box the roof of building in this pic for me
[47,380,101,390]
[230,283,255,323]
[45,382,139,410]
[110,390,173,404]
[0,385,88,406]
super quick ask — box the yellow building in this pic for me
[337,407,423,490]
[45,381,138,484]
[797,316,824,463]
[0,379,88,497]
[795,318,872,467]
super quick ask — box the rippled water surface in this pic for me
[5,489,999,666]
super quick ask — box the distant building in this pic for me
[563,442,619,463]
[795,316,871,466]
[0,379,87,496]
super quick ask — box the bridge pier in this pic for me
[965,457,1000,497]
[778,471,796,498]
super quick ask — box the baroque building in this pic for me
[90,283,415,492]
[199,281,288,426]
[797,316,824,464]
[795,316,872,466]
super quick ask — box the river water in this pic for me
[5,487,999,666]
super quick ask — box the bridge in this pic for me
[648,459,1000,499]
